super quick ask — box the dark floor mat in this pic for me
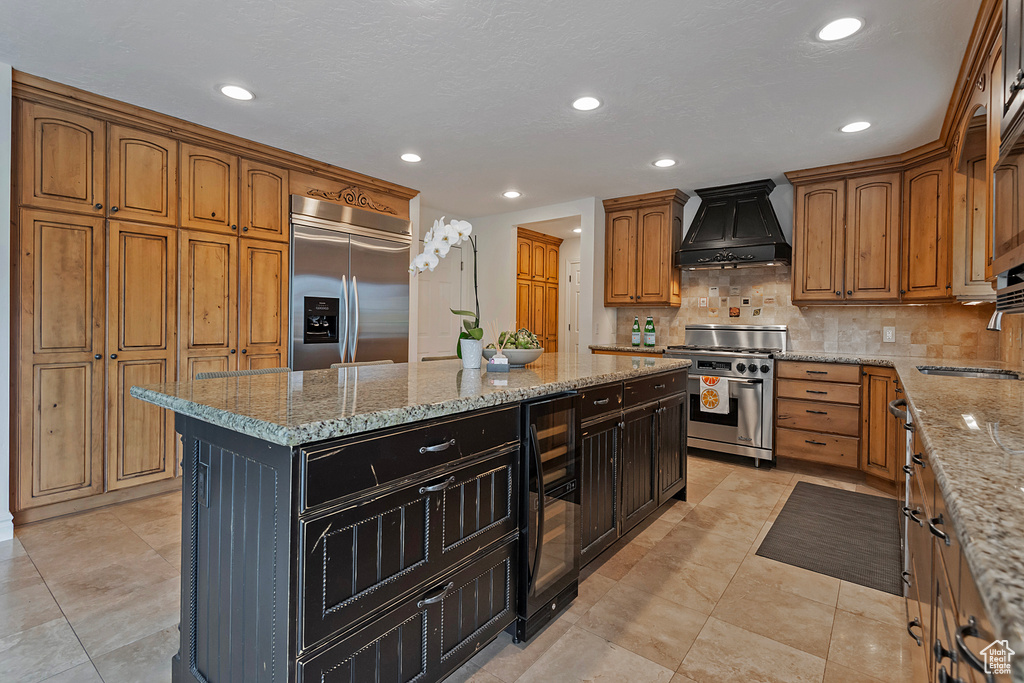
[755,481,902,595]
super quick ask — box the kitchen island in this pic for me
[131,354,690,683]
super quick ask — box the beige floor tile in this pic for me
[677,504,767,544]
[65,576,180,658]
[0,554,43,596]
[792,474,858,492]
[0,618,89,683]
[620,552,734,615]
[517,625,674,683]
[110,492,183,529]
[670,675,700,683]
[700,473,790,510]
[654,500,694,525]
[41,662,104,682]
[711,576,836,658]
[837,581,906,627]
[631,517,679,548]
[154,541,182,570]
[824,660,886,683]
[92,624,177,683]
[473,612,574,683]
[682,482,715,505]
[828,610,916,682]
[445,661,505,683]
[594,538,653,581]
[564,571,617,622]
[730,554,840,606]
[677,617,826,683]
[18,512,153,581]
[647,523,751,574]
[0,537,28,562]
[577,583,706,669]
[130,514,182,551]
[46,550,179,622]
[722,464,796,486]
[0,582,63,639]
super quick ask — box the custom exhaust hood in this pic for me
[674,179,791,269]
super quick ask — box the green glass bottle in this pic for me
[631,316,641,347]
[644,316,655,347]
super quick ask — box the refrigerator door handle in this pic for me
[350,277,360,362]
[340,275,349,363]
[528,424,545,595]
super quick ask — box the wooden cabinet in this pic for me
[106,222,177,489]
[240,158,289,242]
[902,159,951,300]
[603,190,687,307]
[620,403,658,534]
[16,210,106,509]
[515,228,561,351]
[239,239,289,369]
[18,101,106,215]
[792,174,902,303]
[774,361,861,469]
[179,231,238,379]
[108,126,178,225]
[952,119,997,298]
[656,392,687,501]
[1002,0,1024,139]
[860,367,900,483]
[180,143,238,233]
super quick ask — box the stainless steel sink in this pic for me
[916,366,1021,380]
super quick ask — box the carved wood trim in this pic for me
[307,186,398,215]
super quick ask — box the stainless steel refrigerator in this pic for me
[289,196,411,370]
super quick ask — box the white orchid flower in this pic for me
[433,239,451,258]
[424,253,439,271]
[454,220,473,240]
[410,252,430,272]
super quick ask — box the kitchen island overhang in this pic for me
[132,354,690,683]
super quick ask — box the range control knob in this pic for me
[736,363,747,373]
[748,365,758,373]
[760,364,770,373]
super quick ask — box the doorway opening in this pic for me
[514,216,582,353]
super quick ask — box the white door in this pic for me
[417,245,463,359]
[567,260,581,353]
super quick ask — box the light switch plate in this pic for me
[883,326,896,343]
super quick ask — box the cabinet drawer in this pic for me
[301,405,518,512]
[581,382,623,421]
[298,449,518,651]
[624,370,686,407]
[776,379,860,405]
[776,398,860,436]
[776,428,859,468]
[777,361,861,383]
[297,538,517,683]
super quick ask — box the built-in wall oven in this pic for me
[515,393,581,642]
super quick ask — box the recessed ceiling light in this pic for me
[841,121,871,133]
[653,158,676,168]
[400,153,422,163]
[220,85,253,101]
[572,96,601,111]
[818,17,863,41]
[573,228,582,233]
[502,190,522,199]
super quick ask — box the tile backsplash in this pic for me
[615,266,1001,361]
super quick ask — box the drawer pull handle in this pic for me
[419,476,456,494]
[805,409,828,415]
[907,618,922,646]
[804,439,827,446]
[806,370,828,374]
[420,438,456,454]
[654,384,666,389]
[911,453,926,468]
[901,570,912,587]
[903,464,914,477]
[593,398,610,405]
[928,514,951,546]
[903,506,924,526]
[955,617,991,678]
[806,390,828,395]
[417,581,455,608]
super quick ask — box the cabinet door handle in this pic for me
[242,226,249,232]
[110,206,119,213]
[419,438,455,454]
[654,384,666,390]
[94,354,102,360]
[847,290,853,295]
[903,506,924,526]
[804,439,827,446]
[418,475,456,494]
[907,618,922,646]
[805,370,828,375]
[109,353,117,359]
[835,290,841,296]
[934,637,955,665]
[806,390,828,395]
[231,224,238,231]
[928,514,951,545]
[241,349,247,354]
[230,349,236,354]
[903,464,914,477]
[955,617,991,678]
[805,409,828,415]
[901,570,912,587]
[593,398,610,405]
[93,203,103,210]
[416,581,455,608]
[911,453,926,468]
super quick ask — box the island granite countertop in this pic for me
[131,353,689,447]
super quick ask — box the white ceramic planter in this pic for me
[460,338,483,369]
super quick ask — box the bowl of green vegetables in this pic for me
[483,329,544,367]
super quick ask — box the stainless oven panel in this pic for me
[687,375,763,448]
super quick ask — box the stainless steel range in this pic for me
[664,324,788,465]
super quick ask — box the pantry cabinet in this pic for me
[178,231,239,379]
[240,159,289,242]
[515,228,561,351]
[108,126,178,226]
[180,143,238,233]
[239,239,290,370]
[603,189,688,307]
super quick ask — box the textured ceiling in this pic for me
[0,0,981,217]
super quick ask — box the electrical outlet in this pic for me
[883,326,896,343]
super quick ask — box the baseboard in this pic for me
[0,516,13,542]
[13,477,183,526]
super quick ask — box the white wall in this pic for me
[413,204,472,359]
[468,197,612,350]
[1,64,13,541]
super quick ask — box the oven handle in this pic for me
[690,377,763,385]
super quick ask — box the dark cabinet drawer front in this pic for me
[624,370,686,407]
[581,382,623,421]
[298,539,517,683]
[302,405,519,511]
[299,448,518,650]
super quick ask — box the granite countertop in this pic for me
[131,353,690,447]
[589,344,667,354]
[779,352,1024,670]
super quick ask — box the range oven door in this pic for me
[687,375,763,448]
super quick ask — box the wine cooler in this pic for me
[515,392,581,642]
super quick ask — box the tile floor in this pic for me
[0,453,926,683]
